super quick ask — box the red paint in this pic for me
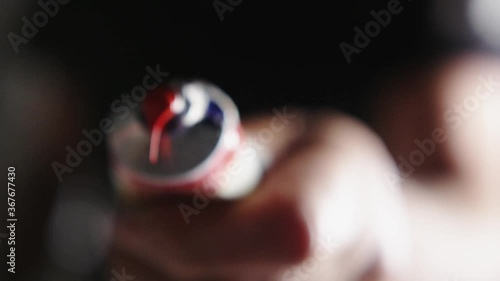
[141,89,177,164]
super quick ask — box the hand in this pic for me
[109,53,500,281]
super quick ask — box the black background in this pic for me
[33,0,440,116]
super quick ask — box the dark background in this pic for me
[33,0,441,115]
[0,0,475,280]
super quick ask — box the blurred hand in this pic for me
[109,53,500,281]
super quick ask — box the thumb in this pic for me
[241,112,410,280]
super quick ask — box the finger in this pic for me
[373,54,500,205]
[394,178,500,281]
[435,54,500,205]
[244,112,410,280]
[111,109,309,279]
[111,111,409,280]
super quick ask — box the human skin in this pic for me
[109,54,500,281]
